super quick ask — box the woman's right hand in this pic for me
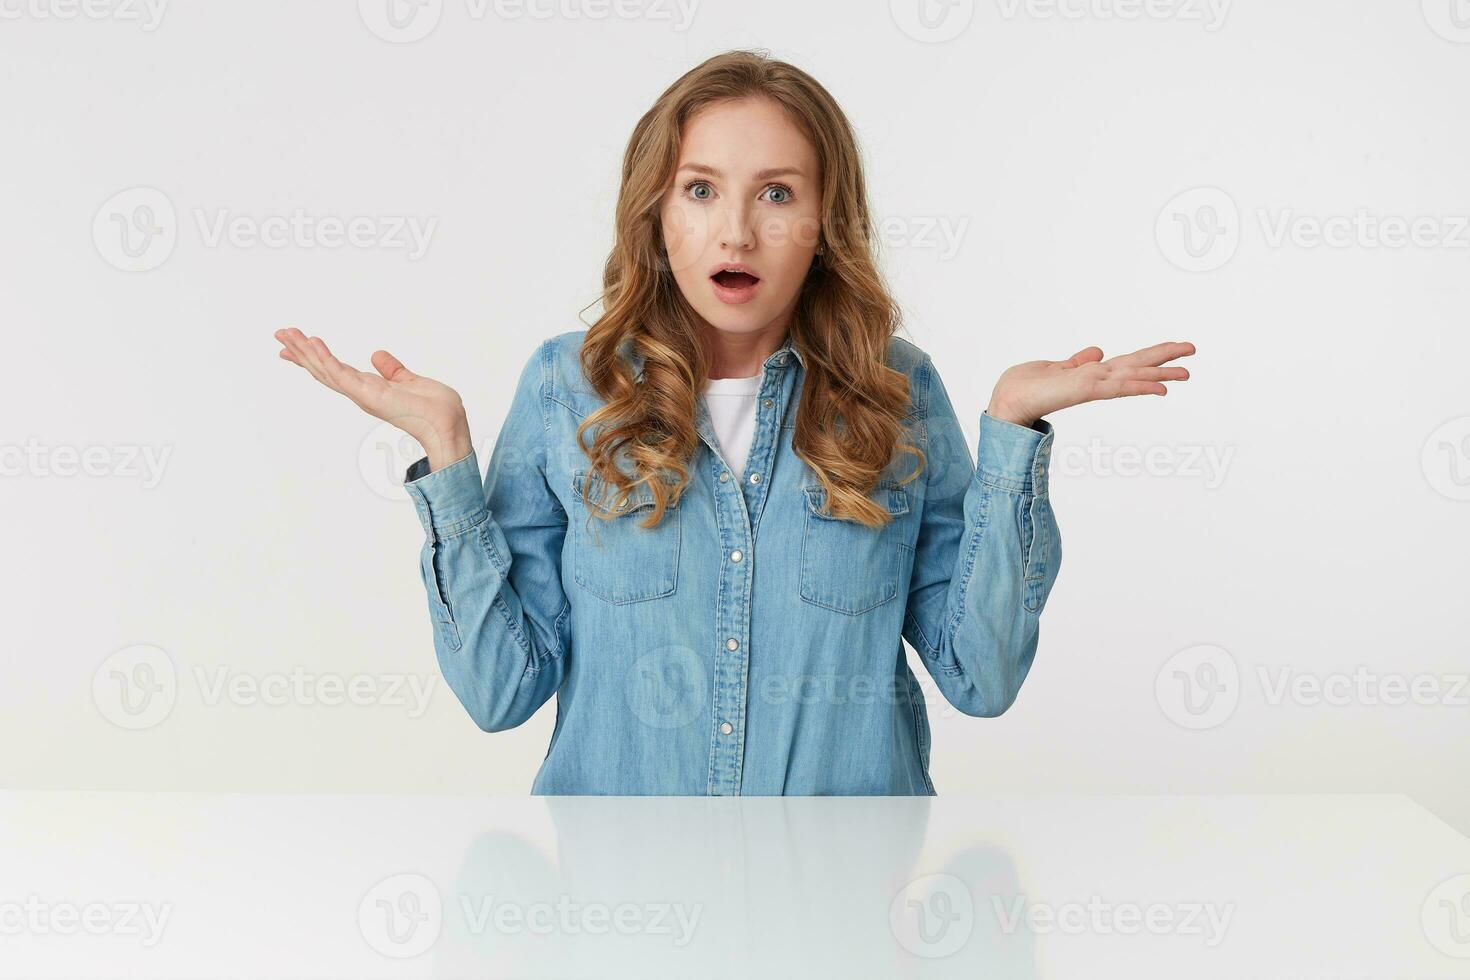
[274,327,472,472]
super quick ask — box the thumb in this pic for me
[1064,346,1104,367]
[372,349,416,382]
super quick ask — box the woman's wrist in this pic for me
[422,416,473,473]
[986,393,1037,429]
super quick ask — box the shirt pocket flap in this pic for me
[571,469,661,516]
[802,480,910,521]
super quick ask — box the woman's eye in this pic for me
[763,184,794,205]
[686,181,713,201]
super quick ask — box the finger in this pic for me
[1064,346,1104,367]
[1117,379,1168,397]
[307,335,368,395]
[279,329,336,390]
[371,349,416,382]
[1105,341,1196,368]
[1125,366,1190,383]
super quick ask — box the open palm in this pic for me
[989,341,1196,426]
[273,327,469,458]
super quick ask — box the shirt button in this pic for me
[1037,464,1046,476]
[730,549,742,562]
[719,471,730,483]
[726,637,739,651]
[719,721,733,735]
[748,472,761,484]
[762,398,772,408]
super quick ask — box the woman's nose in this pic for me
[718,205,756,251]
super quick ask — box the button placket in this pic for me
[700,349,799,796]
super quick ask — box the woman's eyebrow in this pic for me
[678,163,806,181]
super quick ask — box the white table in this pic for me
[2,792,1467,978]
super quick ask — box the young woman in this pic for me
[273,50,1193,796]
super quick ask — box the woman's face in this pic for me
[659,96,822,342]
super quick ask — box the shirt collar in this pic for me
[627,332,805,381]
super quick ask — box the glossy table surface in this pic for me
[2,791,1467,978]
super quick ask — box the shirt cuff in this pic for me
[403,449,486,538]
[977,411,1054,495]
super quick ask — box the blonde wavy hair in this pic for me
[577,48,923,528]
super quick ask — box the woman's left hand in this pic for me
[986,341,1196,427]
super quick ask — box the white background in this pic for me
[3,0,1467,836]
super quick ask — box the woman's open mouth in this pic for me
[710,267,762,305]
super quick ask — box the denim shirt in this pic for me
[403,330,1061,796]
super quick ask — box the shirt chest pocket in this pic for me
[569,469,682,604]
[798,481,910,615]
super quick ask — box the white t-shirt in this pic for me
[700,372,763,481]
